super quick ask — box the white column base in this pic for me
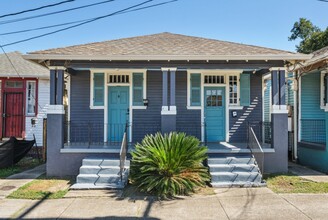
[47,105,65,114]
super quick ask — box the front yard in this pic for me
[0,157,43,179]
[7,175,73,200]
[265,173,328,193]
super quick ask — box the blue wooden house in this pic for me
[294,46,328,172]
[25,33,310,188]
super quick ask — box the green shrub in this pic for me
[130,132,209,198]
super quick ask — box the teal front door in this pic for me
[204,87,225,142]
[108,86,129,142]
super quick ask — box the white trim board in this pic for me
[24,54,312,61]
[98,69,147,143]
[187,70,247,142]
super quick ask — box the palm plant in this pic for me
[130,132,209,198]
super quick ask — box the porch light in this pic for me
[143,99,149,106]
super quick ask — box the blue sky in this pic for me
[0,0,327,53]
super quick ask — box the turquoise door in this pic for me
[108,86,129,142]
[204,87,225,142]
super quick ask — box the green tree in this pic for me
[289,18,328,54]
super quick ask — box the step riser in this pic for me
[211,174,262,183]
[80,167,121,175]
[95,176,122,184]
[209,166,258,173]
[208,158,255,165]
[76,175,98,184]
[83,160,120,166]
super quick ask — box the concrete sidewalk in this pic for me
[0,164,45,199]
[1,187,328,219]
[289,162,328,182]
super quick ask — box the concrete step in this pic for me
[76,174,99,184]
[82,158,120,166]
[95,173,129,185]
[79,166,121,175]
[211,181,266,188]
[210,172,262,183]
[208,157,255,165]
[208,164,258,173]
[71,182,126,189]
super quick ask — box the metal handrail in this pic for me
[119,123,128,182]
[248,125,264,174]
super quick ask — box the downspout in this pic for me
[293,70,299,161]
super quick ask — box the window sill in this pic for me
[186,106,201,110]
[228,106,244,110]
[132,106,147,110]
[89,106,104,110]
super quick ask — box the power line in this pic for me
[0,45,21,78]
[0,0,116,25]
[0,20,89,36]
[0,0,177,36]
[1,0,178,47]
[0,0,75,19]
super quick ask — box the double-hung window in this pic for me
[26,81,36,116]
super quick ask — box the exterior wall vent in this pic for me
[108,74,130,84]
[204,75,225,84]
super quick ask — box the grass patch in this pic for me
[7,175,73,200]
[265,173,328,193]
[0,157,43,179]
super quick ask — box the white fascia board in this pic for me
[23,54,313,62]
[0,74,49,79]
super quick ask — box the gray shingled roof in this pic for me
[30,32,297,56]
[312,46,328,58]
[0,51,48,78]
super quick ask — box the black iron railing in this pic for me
[64,121,128,147]
[300,119,326,144]
[247,121,272,147]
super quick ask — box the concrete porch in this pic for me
[60,141,273,154]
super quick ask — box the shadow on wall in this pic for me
[229,97,259,141]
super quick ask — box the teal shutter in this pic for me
[190,73,201,106]
[93,73,104,106]
[133,73,143,106]
[240,73,250,106]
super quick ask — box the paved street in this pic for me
[1,187,328,219]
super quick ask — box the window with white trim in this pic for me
[26,81,36,115]
[229,75,238,105]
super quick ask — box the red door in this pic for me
[3,92,24,137]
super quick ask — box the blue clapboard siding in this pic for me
[70,70,104,143]
[176,71,201,139]
[132,71,162,142]
[300,71,325,143]
[132,71,201,142]
[229,72,263,142]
